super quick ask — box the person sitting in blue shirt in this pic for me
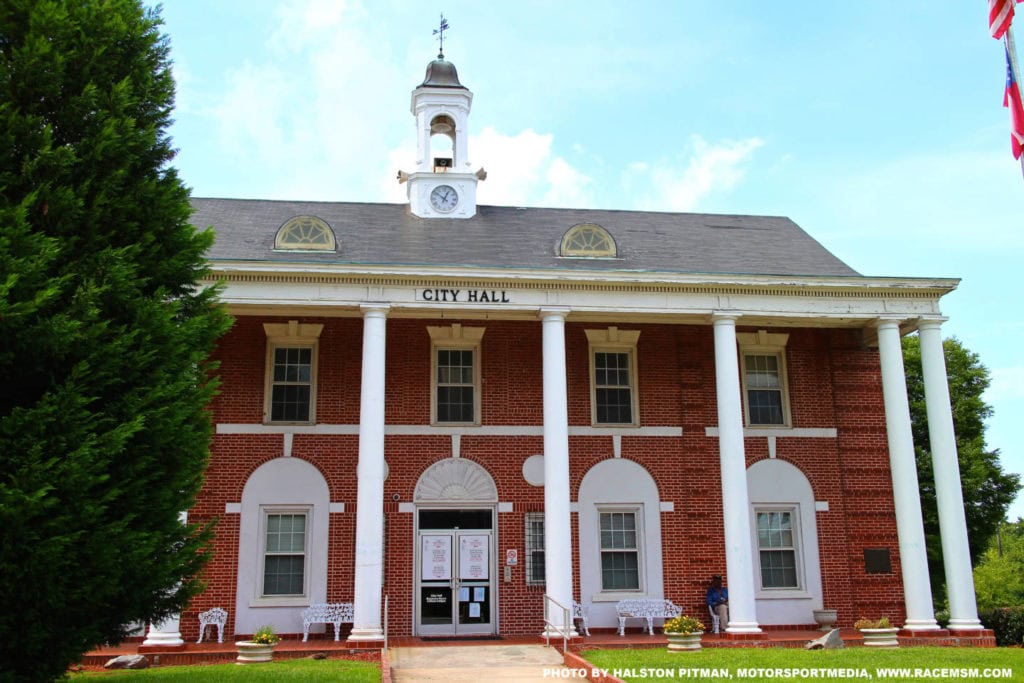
[706,574,728,633]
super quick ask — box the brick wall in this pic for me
[183,317,904,638]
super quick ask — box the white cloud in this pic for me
[468,127,592,208]
[190,0,412,201]
[626,135,764,211]
[382,126,594,209]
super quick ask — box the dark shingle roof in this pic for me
[192,198,860,278]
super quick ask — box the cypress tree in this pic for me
[0,2,231,680]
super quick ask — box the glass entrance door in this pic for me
[416,509,495,636]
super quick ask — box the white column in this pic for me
[540,307,575,635]
[876,319,939,630]
[142,614,183,648]
[143,510,188,647]
[349,304,389,642]
[918,320,982,630]
[711,314,761,634]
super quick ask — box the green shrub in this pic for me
[978,605,1024,646]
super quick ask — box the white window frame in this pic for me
[263,321,323,425]
[585,327,640,427]
[257,505,311,602]
[597,506,644,595]
[737,330,791,428]
[752,504,805,596]
[524,512,546,587]
[428,324,484,426]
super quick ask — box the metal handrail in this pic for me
[543,594,571,651]
[384,594,389,651]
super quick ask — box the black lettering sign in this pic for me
[420,289,511,303]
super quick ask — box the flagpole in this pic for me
[1005,26,1024,175]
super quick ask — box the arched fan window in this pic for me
[559,223,616,258]
[274,216,337,251]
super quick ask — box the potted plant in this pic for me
[854,617,899,648]
[236,625,280,663]
[812,608,838,631]
[663,615,705,652]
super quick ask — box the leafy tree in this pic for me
[973,519,1024,611]
[902,336,1021,605]
[0,2,230,681]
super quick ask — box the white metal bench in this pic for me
[196,607,228,644]
[572,600,591,636]
[615,598,682,636]
[301,602,354,642]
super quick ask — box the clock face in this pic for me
[429,184,459,213]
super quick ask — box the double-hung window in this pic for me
[261,510,309,597]
[263,322,322,424]
[428,324,484,425]
[755,508,800,589]
[599,510,641,591]
[270,347,313,421]
[524,512,546,586]
[737,331,791,427]
[585,328,640,426]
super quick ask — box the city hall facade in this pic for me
[157,55,984,644]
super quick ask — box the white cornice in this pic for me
[202,261,957,327]
[205,260,958,296]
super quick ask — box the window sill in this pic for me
[263,420,316,427]
[249,596,311,608]
[754,589,811,600]
[591,591,646,603]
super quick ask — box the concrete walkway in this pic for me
[389,643,570,682]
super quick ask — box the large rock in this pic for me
[104,654,150,669]
[805,628,844,650]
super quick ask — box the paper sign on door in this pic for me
[458,534,489,580]
[421,535,452,580]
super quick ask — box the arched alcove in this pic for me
[577,458,664,629]
[746,458,823,625]
[235,458,330,636]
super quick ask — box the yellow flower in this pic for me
[664,615,704,635]
[251,625,279,644]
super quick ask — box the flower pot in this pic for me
[666,631,703,652]
[812,609,838,631]
[235,640,275,663]
[859,627,899,648]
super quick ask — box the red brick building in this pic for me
[154,54,983,645]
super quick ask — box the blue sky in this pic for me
[152,1,1023,520]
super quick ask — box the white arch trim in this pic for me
[577,458,664,630]
[746,458,823,625]
[414,457,498,503]
[235,458,330,636]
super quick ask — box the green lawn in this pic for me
[581,647,1023,682]
[73,658,379,682]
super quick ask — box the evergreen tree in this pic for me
[0,2,230,680]
[902,336,1021,605]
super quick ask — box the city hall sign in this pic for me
[419,289,511,303]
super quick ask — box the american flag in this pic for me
[1006,49,1024,159]
[990,0,1021,40]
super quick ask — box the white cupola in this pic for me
[400,52,485,219]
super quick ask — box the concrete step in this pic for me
[389,644,570,682]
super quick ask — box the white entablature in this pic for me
[205,262,957,333]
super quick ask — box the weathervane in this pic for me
[433,14,450,58]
